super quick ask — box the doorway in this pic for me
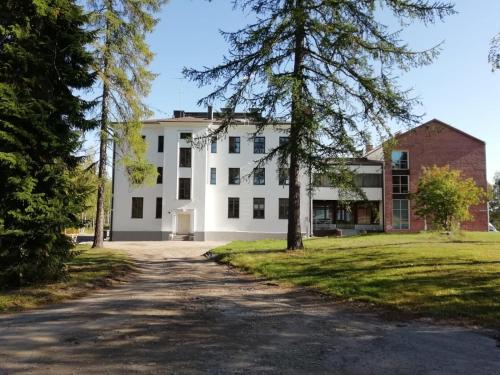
[177,213,191,235]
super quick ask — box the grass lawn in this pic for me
[212,232,500,327]
[0,245,133,313]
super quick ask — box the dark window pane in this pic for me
[157,167,163,184]
[278,168,289,185]
[229,168,240,185]
[155,197,162,219]
[253,168,265,185]
[180,132,192,140]
[228,197,239,218]
[131,197,143,219]
[178,178,191,200]
[229,137,240,153]
[391,151,409,169]
[392,175,409,194]
[253,198,265,219]
[279,136,289,146]
[179,148,192,167]
[279,198,288,219]
[254,136,265,154]
[210,168,216,185]
[158,135,164,152]
[211,138,217,153]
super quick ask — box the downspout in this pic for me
[109,138,116,241]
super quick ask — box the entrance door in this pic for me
[177,214,191,234]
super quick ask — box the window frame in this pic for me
[210,167,216,185]
[391,150,409,170]
[229,136,241,153]
[253,168,265,185]
[156,166,163,184]
[228,168,241,185]
[178,178,191,200]
[228,197,240,218]
[179,147,192,168]
[155,197,162,219]
[392,175,409,194]
[158,135,164,153]
[253,197,265,219]
[392,199,410,230]
[279,198,288,220]
[180,132,192,140]
[131,197,144,219]
[210,137,217,153]
[278,168,289,186]
[279,136,289,147]
[253,136,266,154]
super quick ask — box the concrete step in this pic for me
[171,234,194,241]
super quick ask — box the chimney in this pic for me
[173,110,185,118]
[207,105,213,120]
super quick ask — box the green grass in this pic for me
[213,232,500,327]
[0,245,134,313]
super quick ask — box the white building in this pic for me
[111,110,383,241]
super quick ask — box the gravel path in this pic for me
[1,241,499,374]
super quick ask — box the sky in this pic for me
[87,0,500,182]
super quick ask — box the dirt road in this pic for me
[1,241,499,374]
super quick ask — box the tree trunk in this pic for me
[287,0,305,250]
[92,2,112,249]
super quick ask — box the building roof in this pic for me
[365,118,485,157]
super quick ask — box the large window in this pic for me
[228,197,240,218]
[210,168,216,185]
[131,197,143,219]
[278,168,289,185]
[354,174,382,188]
[393,199,409,229]
[210,137,217,153]
[391,151,408,169]
[279,198,288,219]
[229,136,240,153]
[157,167,163,184]
[158,135,164,153]
[179,148,192,167]
[392,175,409,194]
[178,178,191,200]
[356,202,380,225]
[253,198,265,219]
[228,168,240,185]
[155,197,162,219]
[254,136,265,154]
[253,168,265,185]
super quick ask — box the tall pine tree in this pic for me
[185,0,455,249]
[87,0,166,248]
[0,0,97,285]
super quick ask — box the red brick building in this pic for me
[366,119,488,232]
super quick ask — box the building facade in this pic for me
[110,114,487,241]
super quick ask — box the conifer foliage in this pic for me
[0,0,97,286]
[185,0,455,249]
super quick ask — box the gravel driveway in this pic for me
[1,241,499,374]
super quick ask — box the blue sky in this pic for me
[90,0,500,182]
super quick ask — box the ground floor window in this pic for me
[228,197,240,218]
[253,198,265,219]
[155,197,162,219]
[279,198,288,219]
[392,199,409,229]
[131,197,143,219]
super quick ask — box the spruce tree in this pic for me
[0,0,97,285]
[87,0,166,248]
[185,0,455,249]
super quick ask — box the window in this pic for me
[392,175,409,194]
[158,135,164,152]
[155,197,162,219]
[180,132,192,140]
[131,197,143,219]
[210,137,217,153]
[279,136,289,146]
[354,174,383,188]
[391,151,408,169]
[179,148,192,167]
[210,168,216,185]
[253,168,265,185]
[279,198,288,219]
[228,168,240,185]
[253,198,265,219]
[178,178,191,200]
[356,202,380,225]
[229,136,240,153]
[278,168,289,185]
[228,197,240,218]
[157,167,163,184]
[393,199,409,229]
[254,136,265,154]
[314,174,333,187]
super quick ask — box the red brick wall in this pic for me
[383,120,488,232]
